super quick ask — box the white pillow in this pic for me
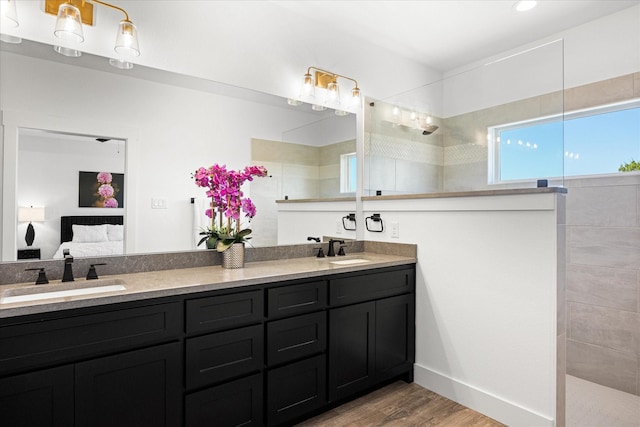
[72,224,108,243]
[107,224,124,241]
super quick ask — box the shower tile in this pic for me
[567,340,637,395]
[569,303,639,354]
[566,264,638,312]
[567,226,640,269]
[564,74,634,111]
[566,185,637,226]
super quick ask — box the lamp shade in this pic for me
[18,207,45,223]
[54,2,84,43]
[114,20,140,57]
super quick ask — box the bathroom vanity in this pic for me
[0,253,415,427]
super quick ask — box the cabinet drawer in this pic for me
[0,302,181,376]
[266,311,326,366]
[185,324,263,389]
[267,354,327,426]
[185,373,263,427]
[329,266,415,306]
[267,280,327,319]
[186,289,263,334]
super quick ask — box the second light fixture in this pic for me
[302,67,361,108]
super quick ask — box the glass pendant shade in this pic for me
[0,0,19,28]
[109,58,134,69]
[302,73,314,97]
[54,45,81,57]
[326,80,340,104]
[114,20,140,57]
[351,87,361,106]
[54,3,84,43]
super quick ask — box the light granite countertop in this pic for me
[0,252,415,318]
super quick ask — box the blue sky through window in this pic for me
[498,106,640,181]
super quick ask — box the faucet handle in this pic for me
[25,267,49,285]
[86,263,107,280]
[338,245,346,256]
[314,247,325,258]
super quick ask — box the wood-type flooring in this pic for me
[295,381,506,426]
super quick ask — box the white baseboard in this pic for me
[414,364,555,427]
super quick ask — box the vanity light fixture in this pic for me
[301,67,361,107]
[514,0,537,12]
[46,0,140,65]
[287,98,303,106]
[0,0,21,43]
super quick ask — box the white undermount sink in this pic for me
[329,258,371,265]
[1,279,127,304]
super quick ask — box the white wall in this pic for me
[443,5,640,117]
[277,200,356,246]
[363,193,564,426]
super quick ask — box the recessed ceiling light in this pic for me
[514,0,537,12]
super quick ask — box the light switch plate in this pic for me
[152,197,167,209]
[390,221,399,238]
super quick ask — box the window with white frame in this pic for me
[340,152,357,193]
[489,99,640,183]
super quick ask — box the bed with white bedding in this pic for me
[52,216,124,259]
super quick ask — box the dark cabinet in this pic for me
[328,301,375,401]
[266,355,327,426]
[0,342,181,427]
[0,263,415,427]
[75,342,181,427]
[328,293,415,403]
[0,301,183,427]
[0,365,74,427]
[185,373,263,427]
[266,311,326,366]
[375,293,415,383]
[185,324,263,389]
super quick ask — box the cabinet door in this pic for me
[267,355,326,426]
[266,311,326,366]
[0,365,74,427]
[75,342,181,427]
[186,324,263,390]
[185,373,263,427]
[375,294,415,383]
[328,302,375,402]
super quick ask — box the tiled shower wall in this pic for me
[565,173,640,396]
[250,138,355,246]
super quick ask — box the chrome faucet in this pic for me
[62,249,74,282]
[327,239,345,257]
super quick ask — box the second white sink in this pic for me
[1,279,127,304]
[329,258,371,265]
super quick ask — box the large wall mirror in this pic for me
[1,39,356,261]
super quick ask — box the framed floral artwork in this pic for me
[78,171,124,208]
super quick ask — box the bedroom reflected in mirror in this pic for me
[17,129,126,260]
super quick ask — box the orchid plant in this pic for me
[193,164,268,252]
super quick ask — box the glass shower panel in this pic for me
[365,39,565,195]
